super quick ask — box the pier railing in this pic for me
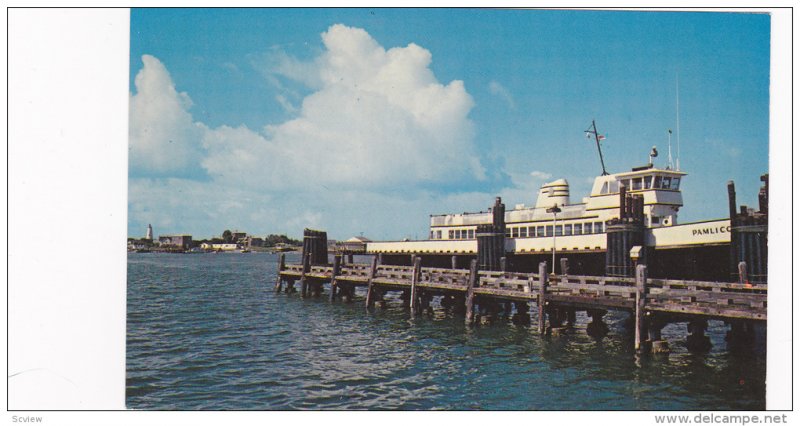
[279,260,766,321]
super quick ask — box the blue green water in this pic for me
[126,252,765,410]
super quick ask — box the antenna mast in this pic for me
[585,120,608,176]
[676,74,681,171]
[667,129,673,170]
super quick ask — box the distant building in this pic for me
[158,235,193,249]
[145,224,153,241]
[337,236,371,253]
[244,236,263,248]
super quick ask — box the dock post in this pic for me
[410,256,422,314]
[687,319,712,352]
[560,258,569,276]
[586,309,609,338]
[451,255,458,270]
[274,253,286,292]
[330,254,341,302]
[300,252,311,298]
[538,262,548,335]
[634,264,648,352]
[365,256,379,310]
[465,259,478,324]
[500,257,507,272]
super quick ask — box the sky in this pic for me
[128,8,771,241]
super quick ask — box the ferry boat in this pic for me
[362,122,766,281]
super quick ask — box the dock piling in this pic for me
[274,253,286,292]
[465,259,478,324]
[538,262,548,335]
[634,264,648,352]
[365,256,379,310]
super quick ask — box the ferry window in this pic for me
[468,229,474,239]
[555,225,563,236]
[609,180,619,193]
[430,231,435,239]
[671,177,681,190]
[585,223,592,234]
[574,223,582,234]
[632,177,642,191]
[662,176,672,189]
[512,227,518,238]
[520,227,528,238]
[546,225,553,237]
[537,226,544,237]
[644,176,652,189]
[529,226,536,237]
[601,182,609,194]
[449,230,454,239]
[436,230,442,239]
[594,222,603,233]
[621,179,631,190]
[654,175,662,189]
[505,228,511,238]
[564,224,572,235]
[650,216,659,227]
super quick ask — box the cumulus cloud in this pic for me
[129,55,207,178]
[129,24,492,238]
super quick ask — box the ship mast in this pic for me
[585,120,608,176]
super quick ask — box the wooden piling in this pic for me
[330,254,341,302]
[465,259,478,324]
[365,256,379,310]
[300,252,311,298]
[274,253,286,292]
[560,257,569,276]
[634,264,648,352]
[410,256,422,313]
[538,262,548,335]
[451,255,458,270]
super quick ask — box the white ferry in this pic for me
[366,153,731,256]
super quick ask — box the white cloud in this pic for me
[129,55,206,177]
[529,170,553,180]
[129,24,491,237]
[489,80,516,110]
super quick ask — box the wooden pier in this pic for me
[276,253,766,353]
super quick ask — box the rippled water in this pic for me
[127,252,765,410]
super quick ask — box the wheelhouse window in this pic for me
[564,224,572,235]
[654,175,663,189]
[661,176,672,189]
[671,177,681,190]
[468,229,474,239]
[448,230,454,239]
[632,177,643,191]
[546,225,553,237]
[436,230,442,239]
[600,182,609,194]
[555,225,563,236]
[520,227,528,238]
[620,179,631,190]
[585,223,593,234]
[594,222,603,233]
[528,226,536,237]
[574,223,582,234]
[537,226,544,237]
[643,175,653,189]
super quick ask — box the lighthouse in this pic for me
[146,224,153,241]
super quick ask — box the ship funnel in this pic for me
[535,179,570,209]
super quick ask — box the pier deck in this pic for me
[276,254,766,353]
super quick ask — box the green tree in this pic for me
[222,229,233,243]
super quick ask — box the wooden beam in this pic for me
[634,264,648,352]
[410,256,422,313]
[274,253,285,292]
[364,256,379,310]
[330,254,341,302]
[300,252,311,298]
[538,262,548,335]
[465,259,478,324]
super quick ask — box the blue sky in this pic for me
[128,9,770,240]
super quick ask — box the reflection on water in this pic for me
[127,252,765,410]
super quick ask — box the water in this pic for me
[127,252,766,410]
